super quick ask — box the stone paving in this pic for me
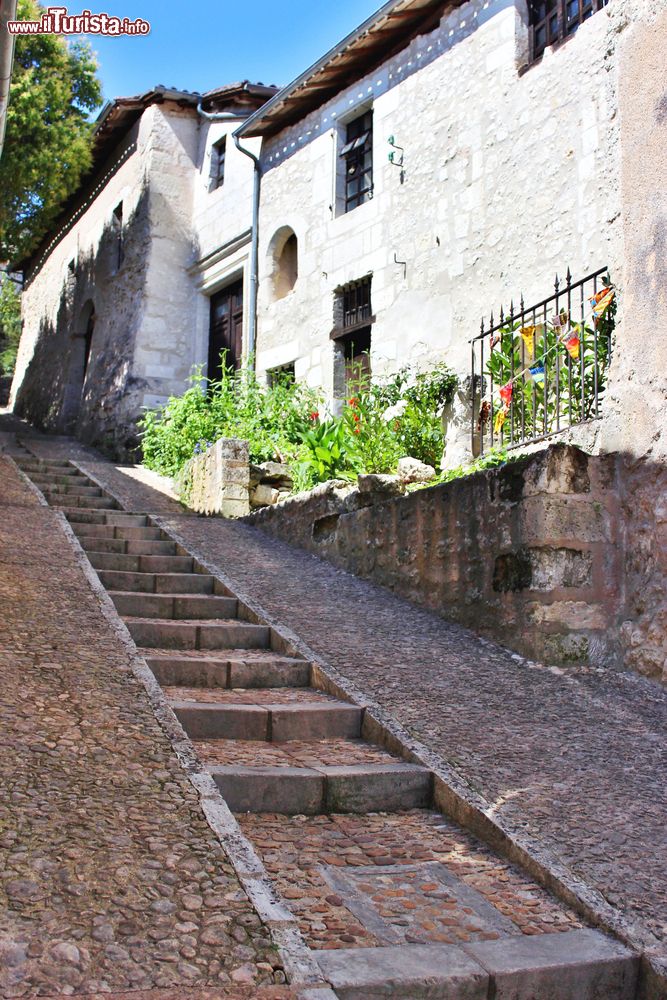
[0,423,659,998]
[0,457,284,998]
[194,739,400,768]
[239,811,583,951]
[148,511,667,951]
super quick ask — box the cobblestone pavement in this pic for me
[0,459,284,998]
[194,738,400,768]
[156,512,667,949]
[239,811,583,952]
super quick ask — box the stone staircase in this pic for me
[15,454,641,1000]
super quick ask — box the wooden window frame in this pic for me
[211,136,227,190]
[341,110,373,213]
[528,0,609,63]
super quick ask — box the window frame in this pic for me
[340,109,373,214]
[528,0,610,63]
[210,135,227,190]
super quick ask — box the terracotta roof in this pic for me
[236,0,458,139]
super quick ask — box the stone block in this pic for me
[126,619,197,649]
[467,927,639,1000]
[99,570,156,593]
[229,658,311,689]
[322,763,432,812]
[208,765,324,814]
[172,595,237,619]
[252,484,280,507]
[525,601,607,629]
[111,592,173,619]
[171,702,268,740]
[519,497,611,544]
[397,456,436,483]
[154,572,214,594]
[138,555,194,573]
[270,703,362,741]
[357,474,405,497]
[144,655,230,688]
[315,942,488,999]
[198,622,271,650]
[125,540,177,556]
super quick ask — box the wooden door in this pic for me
[208,279,243,381]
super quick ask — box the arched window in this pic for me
[268,227,298,301]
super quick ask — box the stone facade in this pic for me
[252,0,621,397]
[247,444,623,669]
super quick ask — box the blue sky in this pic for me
[86,0,383,107]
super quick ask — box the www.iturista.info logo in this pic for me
[7,6,150,34]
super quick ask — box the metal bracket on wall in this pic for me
[393,252,407,280]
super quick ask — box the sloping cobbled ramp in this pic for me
[0,434,646,997]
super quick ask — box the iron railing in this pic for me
[471,266,615,455]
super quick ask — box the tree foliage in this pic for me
[0,0,102,263]
[0,278,21,375]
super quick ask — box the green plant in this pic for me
[296,418,357,486]
[138,363,322,478]
[409,448,520,491]
[485,279,615,443]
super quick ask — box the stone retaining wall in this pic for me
[247,444,624,668]
[182,437,250,517]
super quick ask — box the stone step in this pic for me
[73,524,164,541]
[144,652,311,689]
[315,930,638,1000]
[38,483,102,497]
[45,494,118,510]
[88,552,195,574]
[126,618,271,651]
[30,473,91,486]
[208,758,432,814]
[170,695,362,741]
[110,591,237,620]
[66,511,149,527]
[17,459,73,470]
[99,570,215,594]
[80,537,177,556]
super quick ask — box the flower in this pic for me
[348,397,358,407]
[381,399,408,423]
[353,413,360,423]
[354,426,360,434]
[309,411,319,421]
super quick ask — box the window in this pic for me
[270,229,298,300]
[111,202,124,270]
[267,362,295,387]
[529,0,610,62]
[332,276,373,393]
[341,110,373,212]
[211,136,227,190]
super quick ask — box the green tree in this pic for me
[0,277,21,375]
[0,0,102,262]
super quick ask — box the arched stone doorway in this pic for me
[62,300,95,430]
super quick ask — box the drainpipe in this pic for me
[232,132,260,365]
[0,0,18,162]
[196,99,261,366]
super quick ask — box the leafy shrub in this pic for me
[0,279,21,376]
[139,364,321,478]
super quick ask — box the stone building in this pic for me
[7,0,666,678]
[10,82,275,454]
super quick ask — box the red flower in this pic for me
[354,426,360,434]
[348,397,358,407]
[309,411,319,421]
[353,413,360,423]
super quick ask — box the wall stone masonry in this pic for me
[183,438,251,518]
[248,444,624,669]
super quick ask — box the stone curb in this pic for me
[153,513,659,967]
[8,458,327,992]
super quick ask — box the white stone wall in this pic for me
[12,103,203,450]
[254,0,621,399]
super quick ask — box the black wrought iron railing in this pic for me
[471,267,616,455]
